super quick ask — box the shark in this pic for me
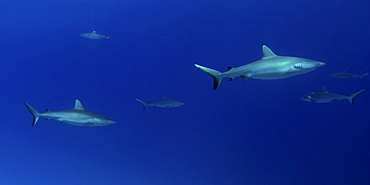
[330,70,369,79]
[136,95,184,110]
[300,86,365,104]
[79,30,112,40]
[24,99,116,126]
[194,45,326,90]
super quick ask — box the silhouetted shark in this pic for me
[300,86,365,105]
[330,70,368,79]
[79,31,112,40]
[136,96,184,110]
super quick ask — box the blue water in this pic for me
[1,0,369,184]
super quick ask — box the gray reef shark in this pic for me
[300,86,365,104]
[194,45,326,90]
[136,96,184,110]
[330,70,368,79]
[24,99,116,126]
[79,30,112,40]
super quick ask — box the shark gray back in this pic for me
[79,30,112,40]
[136,95,184,110]
[24,99,116,126]
[194,45,325,90]
[300,86,365,105]
[330,70,368,79]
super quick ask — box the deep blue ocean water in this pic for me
[1,0,369,184]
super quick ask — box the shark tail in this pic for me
[24,102,41,126]
[107,34,114,40]
[349,89,365,105]
[194,64,223,90]
[135,99,147,110]
[360,73,369,79]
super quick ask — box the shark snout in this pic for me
[107,120,116,124]
[317,62,326,67]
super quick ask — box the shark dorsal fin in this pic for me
[320,86,327,93]
[92,31,97,33]
[262,45,277,59]
[74,99,85,110]
[227,66,233,71]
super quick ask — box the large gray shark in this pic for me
[194,45,326,90]
[24,99,116,126]
[79,30,112,40]
[300,86,365,104]
[330,70,368,79]
[136,96,184,110]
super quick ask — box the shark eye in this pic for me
[293,63,303,69]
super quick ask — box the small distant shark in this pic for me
[24,99,116,126]
[79,30,112,40]
[300,86,365,104]
[330,70,368,79]
[136,96,184,110]
[194,45,325,90]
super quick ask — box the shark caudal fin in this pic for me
[106,34,113,40]
[360,73,369,79]
[24,102,41,126]
[194,64,223,90]
[349,89,365,105]
[135,99,147,110]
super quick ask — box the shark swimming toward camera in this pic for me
[24,99,116,126]
[300,86,365,104]
[330,70,368,79]
[79,30,112,40]
[136,96,184,110]
[194,45,326,90]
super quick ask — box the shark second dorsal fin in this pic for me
[262,45,277,59]
[74,99,85,110]
[320,86,327,93]
[162,95,168,99]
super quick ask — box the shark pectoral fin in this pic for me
[84,123,94,126]
[286,69,298,74]
[241,75,250,81]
